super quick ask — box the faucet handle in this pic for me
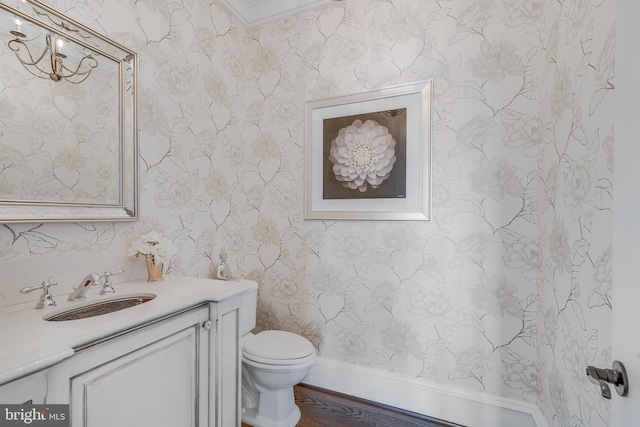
[99,269,124,295]
[20,279,57,294]
[104,269,124,277]
[20,279,58,309]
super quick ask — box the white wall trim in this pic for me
[219,0,332,27]
[302,356,549,427]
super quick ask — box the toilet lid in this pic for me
[243,330,314,361]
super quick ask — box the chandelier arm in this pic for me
[6,32,100,84]
[57,55,98,77]
[7,38,50,67]
[56,55,99,84]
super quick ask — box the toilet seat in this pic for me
[243,350,317,366]
[243,330,315,366]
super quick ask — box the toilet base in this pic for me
[241,405,301,427]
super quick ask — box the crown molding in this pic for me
[219,0,333,27]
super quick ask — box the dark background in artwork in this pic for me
[322,109,406,200]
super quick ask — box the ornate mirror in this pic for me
[0,0,138,222]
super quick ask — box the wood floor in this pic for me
[242,384,464,427]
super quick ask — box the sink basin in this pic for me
[44,293,156,321]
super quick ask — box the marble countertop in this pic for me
[0,276,257,385]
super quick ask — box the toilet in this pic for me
[239,287,317,427]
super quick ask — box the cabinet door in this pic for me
[70,326,204,427]
[209,299,241,427]
[0,371,47,404]
[48,307,210,427]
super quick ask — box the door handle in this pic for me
[586,360,629,399]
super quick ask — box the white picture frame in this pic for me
[304,80,432,221]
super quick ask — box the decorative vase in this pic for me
[145,254,163,282]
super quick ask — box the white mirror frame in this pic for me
[0,0,138,223]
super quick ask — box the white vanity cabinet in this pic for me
[0,370,47,404]
[46,298,243,427]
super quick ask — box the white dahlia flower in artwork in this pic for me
[328,119,397,192]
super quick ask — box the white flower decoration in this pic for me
[127,230,176,264]
[328,119,396,192]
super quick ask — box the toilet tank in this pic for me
[239,282,258,335]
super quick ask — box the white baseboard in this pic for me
[302,356,549,427]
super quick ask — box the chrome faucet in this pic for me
[67,273,102,301]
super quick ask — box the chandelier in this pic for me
[7,19,98,84]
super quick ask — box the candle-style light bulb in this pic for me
[14,19,21,32]
[56,38,63,53]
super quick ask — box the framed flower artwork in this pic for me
[304,81,432,221]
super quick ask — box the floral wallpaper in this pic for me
[0,0,615,426]
[537,0,615,425]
